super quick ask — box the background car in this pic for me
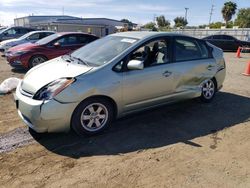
[0,27,7,32]
[0,31,55,52]
[203,34,250,51]
[0,27,35,42]
[6,32,99,69]
[15,32,226,136]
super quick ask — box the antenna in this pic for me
[209,4,215,25]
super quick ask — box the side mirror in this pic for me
[3,32,7,36]
[53,42,61,48]
[127,60,144,70]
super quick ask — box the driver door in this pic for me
[48,35,76,58]
[122,37,175,112]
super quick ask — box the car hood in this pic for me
[5,39,25,47]
[8,42,37,52]
[21,57,93,94]
[0,38,19,46]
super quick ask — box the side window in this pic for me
[18,28,27,34]
[198,41,209,59]
[130,39,169,67]
[27,33,40,40]
[222,35,235,40]
[55,36,78,46]
[6,29,16,35]
[67,36,78,45]
[78,35,89,44]
[39,32,52,39]
[44,32,53,37]
[175,38,205,61]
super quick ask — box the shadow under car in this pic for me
[32,92,250,159]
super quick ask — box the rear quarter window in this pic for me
[175,37,210,61]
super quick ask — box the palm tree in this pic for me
[221,1,237,27]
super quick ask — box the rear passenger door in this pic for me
[172,36,217,93]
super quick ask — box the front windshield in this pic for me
[71,36,138,66]
[0,28,6,32]
[35,33,61,45]
[0,27,8,34]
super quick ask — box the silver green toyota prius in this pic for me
[15,32,226,135]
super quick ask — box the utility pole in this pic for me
[153,14,157,23]
[184,8,189,22]
[209,4,215,25]
[184,7,189,29]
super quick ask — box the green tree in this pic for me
[198,24,207,29]
[174,17,188,28]
[143,22,157,31]
[156,15,170,28]
[234,8,250,28]
[209,22,225,29]
[221,1,237,27]
[120,19,133,30]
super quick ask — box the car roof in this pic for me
[111,31,188,40]
[57,32,98,37]
[28,31,55,34]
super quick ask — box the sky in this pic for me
[0,0,249,26]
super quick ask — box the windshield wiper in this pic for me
[71,56,90,67]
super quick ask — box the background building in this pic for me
[14,16,137,37]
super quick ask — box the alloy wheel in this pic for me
[202,80,215,100]
[31,56,46,67]
[80,103,108,132]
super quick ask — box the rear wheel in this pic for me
[200,79,216,103]
[29,55,47,68]
[71,98,114,136]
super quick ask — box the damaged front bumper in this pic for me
[15,84,78,133]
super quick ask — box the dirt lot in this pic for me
[0,53,250,188]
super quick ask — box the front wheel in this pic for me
[71,98,114,136]
[29,55,47,68]
[200,79,216,103]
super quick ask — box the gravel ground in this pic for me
[0,52,249,188]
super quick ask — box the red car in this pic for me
[6,32,98,69]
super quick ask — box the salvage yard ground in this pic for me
[0,53,250,188]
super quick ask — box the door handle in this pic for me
[162,71,172,77]
[207,65,215,70]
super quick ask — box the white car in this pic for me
[0,31,55,52]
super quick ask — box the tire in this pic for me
[71,98,114,136]
[29,55,47,68]
[200,79,216,103]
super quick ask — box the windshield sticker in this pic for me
[121,38,137,43]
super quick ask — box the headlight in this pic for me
[33,78,75,100]
[13,50,29,55]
